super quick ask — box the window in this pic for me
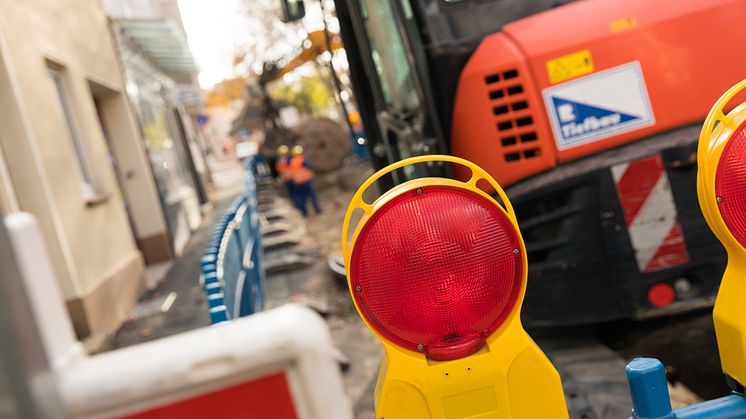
[358,0,420,112]
[48,68,97,197]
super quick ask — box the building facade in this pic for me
[105,0,210,255]
[0,0,172,337]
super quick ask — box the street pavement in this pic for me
[112,159,244,348]
[112,195,233,349]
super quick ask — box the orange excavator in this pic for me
[257,29,343,132]
[321,0,746,326]
[263,30,343,82]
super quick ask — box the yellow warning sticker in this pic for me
[546,50,594,84]
[610,16,637,33]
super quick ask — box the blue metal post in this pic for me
[626,358,675,419]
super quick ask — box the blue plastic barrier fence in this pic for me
[200,156,266,323]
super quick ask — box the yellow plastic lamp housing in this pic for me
[697,79,746,387]
[341,155,568,419]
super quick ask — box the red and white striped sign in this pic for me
[611,155,689,273]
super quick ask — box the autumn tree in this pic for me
[270,71,336,116]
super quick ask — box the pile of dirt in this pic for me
[293,117,352,173]
[260,117,352,174]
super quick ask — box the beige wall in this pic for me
[0,140,18,214]
[0,36,80,298]
[0,0,169,336]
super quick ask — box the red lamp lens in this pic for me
[716,120,746,247]
[349,185,523,360]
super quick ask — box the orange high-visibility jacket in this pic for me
[276,156,292,181]
[289,156,314,184]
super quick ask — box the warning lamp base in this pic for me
[374,320,569,419]
[712,262,746,392]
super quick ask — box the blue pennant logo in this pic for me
[551,96,640,140]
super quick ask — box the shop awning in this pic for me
[115,19,198,75]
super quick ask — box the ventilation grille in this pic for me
[485,69,540,163]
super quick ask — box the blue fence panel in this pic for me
[200,155,267,324]
[221,228,243,318]
[246,226,264,316]
[626,358,746,418]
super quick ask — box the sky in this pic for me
[177,0,332,89]
[177,0,251,88]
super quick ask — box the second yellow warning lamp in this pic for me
[697,79,746,390]
[341,155,568,418]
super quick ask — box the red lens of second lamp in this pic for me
[716,120,746,248]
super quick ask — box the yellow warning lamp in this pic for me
[341,155,568,418]
[697,79,746,388]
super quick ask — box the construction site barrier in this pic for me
[4,212,352,419]
[62,304,350,419]
[201,156,266,323]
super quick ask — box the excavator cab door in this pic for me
[339,0,449,186]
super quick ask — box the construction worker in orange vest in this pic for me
[275,145,293,195]
[288,145,321,217]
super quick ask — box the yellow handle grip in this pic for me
[340,155,515,259]
[697,80,746,224]
[698,79,746,170]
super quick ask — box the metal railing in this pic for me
[200,158,266,323]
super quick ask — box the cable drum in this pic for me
[293,117,351,173]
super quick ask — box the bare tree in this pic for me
[235,0,308,75]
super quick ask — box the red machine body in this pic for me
[451,0,746,187]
